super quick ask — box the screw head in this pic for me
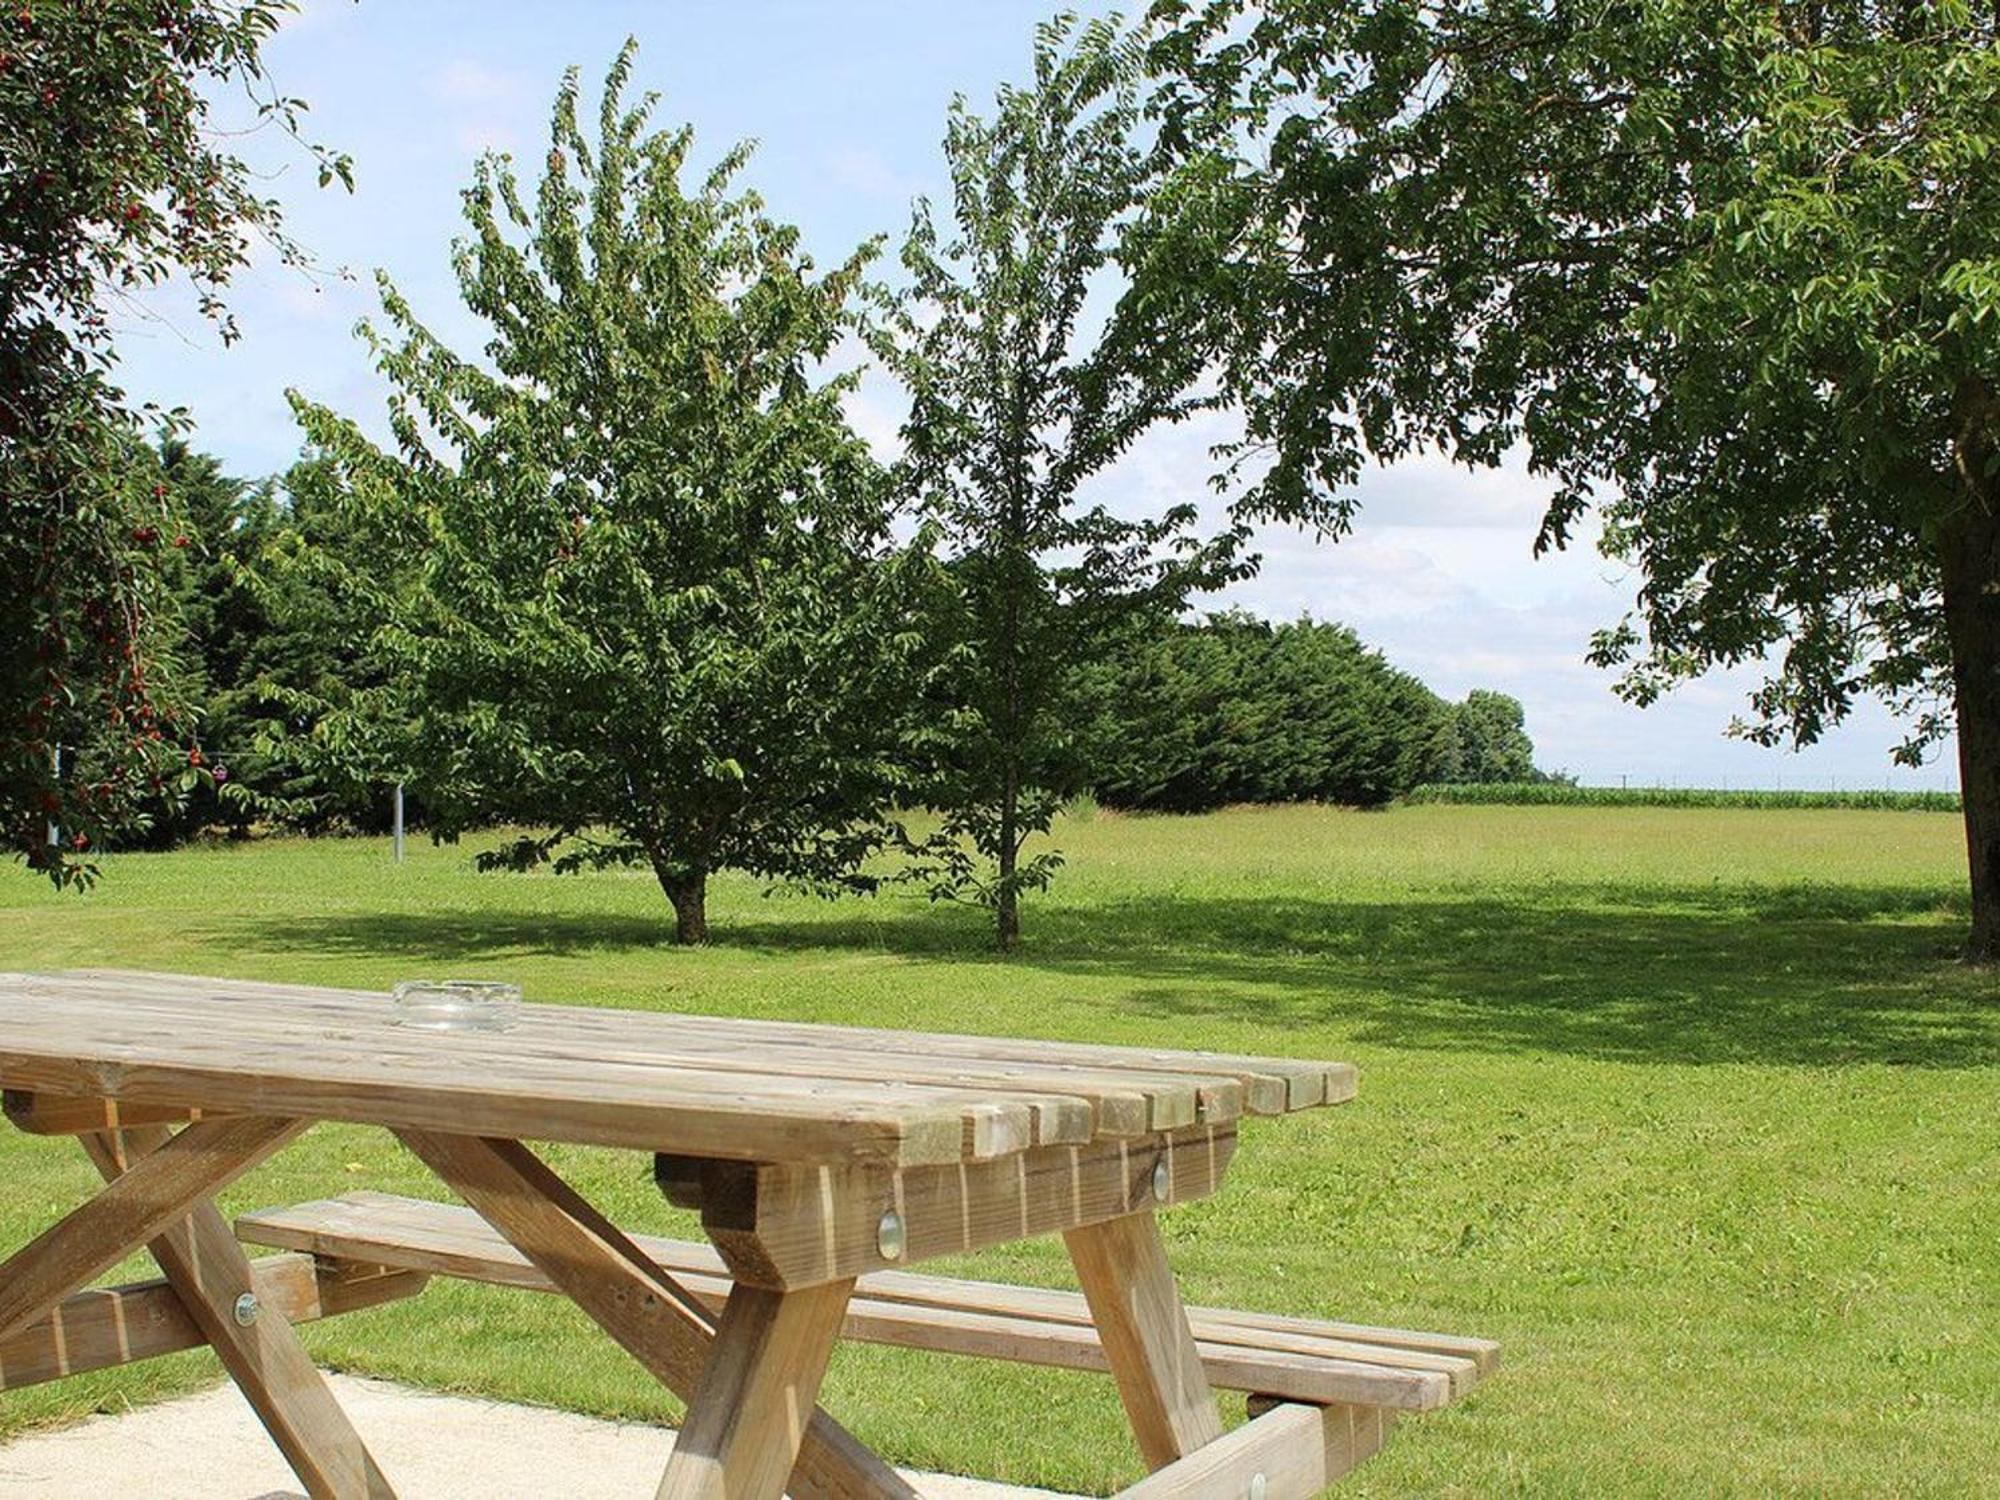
[877,1208,906,1261]
[232,1292,260,1327]
[1152,1156,1171,1202]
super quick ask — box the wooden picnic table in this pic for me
[0,969,1490,1499]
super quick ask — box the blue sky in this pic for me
[110,0,1957,791]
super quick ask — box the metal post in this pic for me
[46,744,60,848]
[392,783,405,864]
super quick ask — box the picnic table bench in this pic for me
[0,969,1495,1498]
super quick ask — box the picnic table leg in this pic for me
[1065,1209,1226,1470]
[656,1278,856,1500]
[83,1125,399,1500]
[395,1130,914,1500]
[0,1113,305,1343]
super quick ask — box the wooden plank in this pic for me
[1187,1306,1499,1380]
[1065,1211,1224,1469]
[0,1115,304,1345]
[51,970,1343,1118]
[0,1253,427,1392]
[1113,1403,1394,1500]
[0,975,1112,1166]
[23,974,1202,1143]
[656,1280,855,1500]
[394,1131,915,1500]
[84,1126,399,1500]
[696,1125,1238,1289]
[3,1089,212,1135]
[237,1192,1474,1410]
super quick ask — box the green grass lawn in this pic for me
[1,804,1996,1495]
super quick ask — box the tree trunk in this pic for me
[1938,479,2000,963]
[996,766,1021,952]
[651,861,709,946]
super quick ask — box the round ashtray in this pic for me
[390,980,522,1033]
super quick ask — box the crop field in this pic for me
[1406,782,1963,812]
[0,804,1995,1496]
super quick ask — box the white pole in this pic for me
[393,783,405,863]
[46,744,60,848]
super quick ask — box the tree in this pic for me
[1152,0,2000,953]
[291,46,930,944]
[1083,611,1458,809]
[1,0,348,884]
[1448,690,1536,785]
[137,438,268,842]
[879,14,1245,948]
[242,454,415,834]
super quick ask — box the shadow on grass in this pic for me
[217,879,1999,1070]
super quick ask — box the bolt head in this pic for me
[231,1292,259,1327]
[1152,1156,1171,1202]
[877,1208,906,1261]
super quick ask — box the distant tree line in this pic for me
[1082,613,1538,812]
[133,448,1545,845]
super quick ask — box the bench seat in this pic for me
[236,1191,1496,1415]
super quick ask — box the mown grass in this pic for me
[1,804,1996,1496]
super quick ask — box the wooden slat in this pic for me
[0,1115,305,1345]
[0,974,1202,1166]
[656,1280,855,1500]
[0,1253,427,1392]
[47,969,1343,1121]
[696,1125,1238,1288]
[1113,1402,1394,1500]
[237,1193,1477,1412]
[3,1089,212,1135]
[84,1126,399,1500]
[31,987,1089,1159]
[393,1131,915,1500]
[28,973,1241,1138]
[1066,1211,1225,1468]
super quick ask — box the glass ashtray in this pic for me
[390,980,522,1033]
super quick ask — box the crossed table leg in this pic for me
[0,1115,395,1499]
[1,1118,1233,1500]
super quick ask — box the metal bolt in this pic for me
[232,1292,260,1327]
[1248,1472,1267,1500]
[877,1208,906,1262]
[1152,1156,1171,1202]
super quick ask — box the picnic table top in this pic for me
[0,970,1353,1167]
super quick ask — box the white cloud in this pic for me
[827,146,918,203]
[430,60,531,154]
